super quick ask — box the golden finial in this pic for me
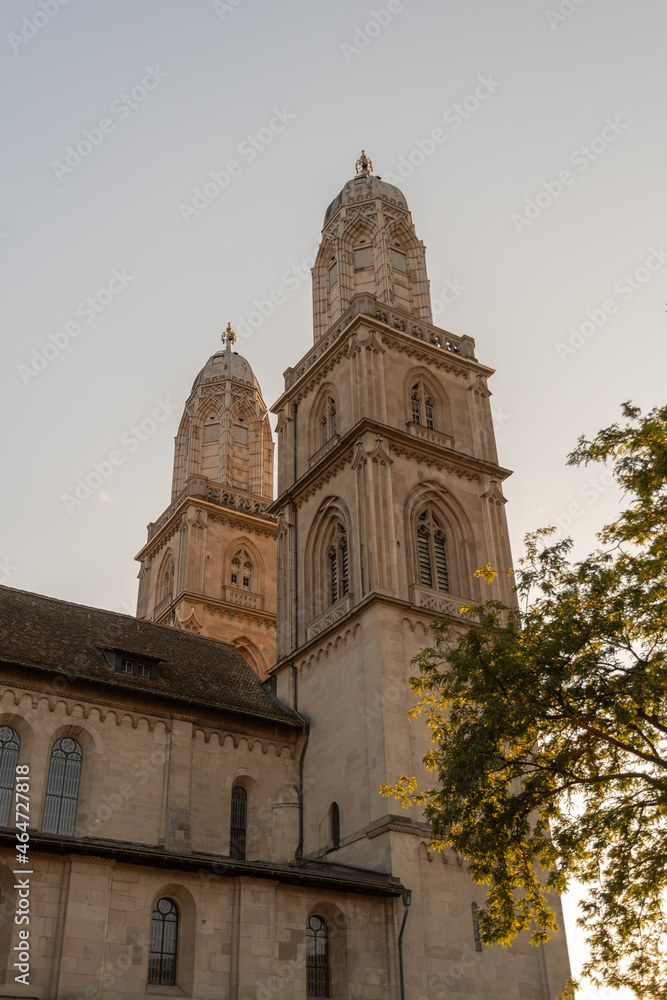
[355,149,373,176]
[222,322,236,350]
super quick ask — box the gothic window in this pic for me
[42,737,83,836]
[0,726,20,828]
[306,916,329,998]
[417,510,449,592]
[230,786,247,860]
[331,802,340,849]
[321,397,337,445]
[410,382,436,429]
[329,524,349,605]
[157,556,174,607]
[230,549,252,590]
[328,260,338,286]
[203,418,219,443]
[148,898,178,986]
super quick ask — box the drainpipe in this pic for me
[398,889,412,1000]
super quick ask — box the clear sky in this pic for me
[2,1,665,994]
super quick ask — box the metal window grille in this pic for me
[148,898,178,985]
[306,915,329,998]
[329,549,338,605]
[340,539,349,596]
[0,726,20,828]
[42,738,82,836]
[230,786,247,860]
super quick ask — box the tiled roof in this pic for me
[0,586,296,726]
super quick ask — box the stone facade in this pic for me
[0,161,572,999]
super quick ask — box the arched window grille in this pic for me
[331,802,340,849]
[0,726,20,827]
[306,915,329,998]
[321,397,337,445]
[410,382,436,429]
[148,898,178,986]
[230,786,247,860]
[230,550,253,591]
[417,510,449,592]
[329,523,349,605]
[42,737,82,836]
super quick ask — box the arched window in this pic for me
[42,737,82,836]
[230,549,253,591]
[148,898,178,986]
[306,915,329,998]
[329,523,349,605]
[417,510,449,592]
[0,727,20,827]
[157,556,175,606]
[230,786,247,860]
[410,381,435,429]
[321,397,337,445]
[331,802,340,849]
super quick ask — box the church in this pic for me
[0,153,571,999]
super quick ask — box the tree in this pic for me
[381,402,667,998]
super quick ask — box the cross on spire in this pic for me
[222,322,236,351]
[355,150,373,176]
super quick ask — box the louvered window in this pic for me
[306,916,329,998]
[230,786,247,860]
[328,260,338,286]
[391,248,407,272]
[148,898,178,985]
[417,510,450,592]
[42,738,82,836]
[329,523,349,605]
[203,421,219,442]
[0,727,20,827]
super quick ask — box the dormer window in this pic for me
[103,649,159,680]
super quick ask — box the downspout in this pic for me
[398,890,412,1000]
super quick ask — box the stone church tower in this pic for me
[135,326,277,677]
[270,153,571,996]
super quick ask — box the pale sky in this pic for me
[2,1,666,994]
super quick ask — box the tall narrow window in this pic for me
[230,786,247,860]
[0,727,20,828]
[410,381,436,430]
[306,916,329,998]
[42,737,82,836]
[417,510,450,592]
[331,802,340,849]
[328,523,349,605]
[157,557,174,607]
[148,898,178,986]
[230,550,253,591]
[320,397,338,446]
[471,902,483,951]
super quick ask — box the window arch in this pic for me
[410,381,436,429]
[230,548,253,591]
[416,509,449,592]
[306,915,329,998]
[148,897,178,986]
[320,397,337,446]
[157,554,175,606]
[330,802,340,849]
[328,523,349,605]
[230,785,247,860]
[0,727,20,828]
[42,737,82,835]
